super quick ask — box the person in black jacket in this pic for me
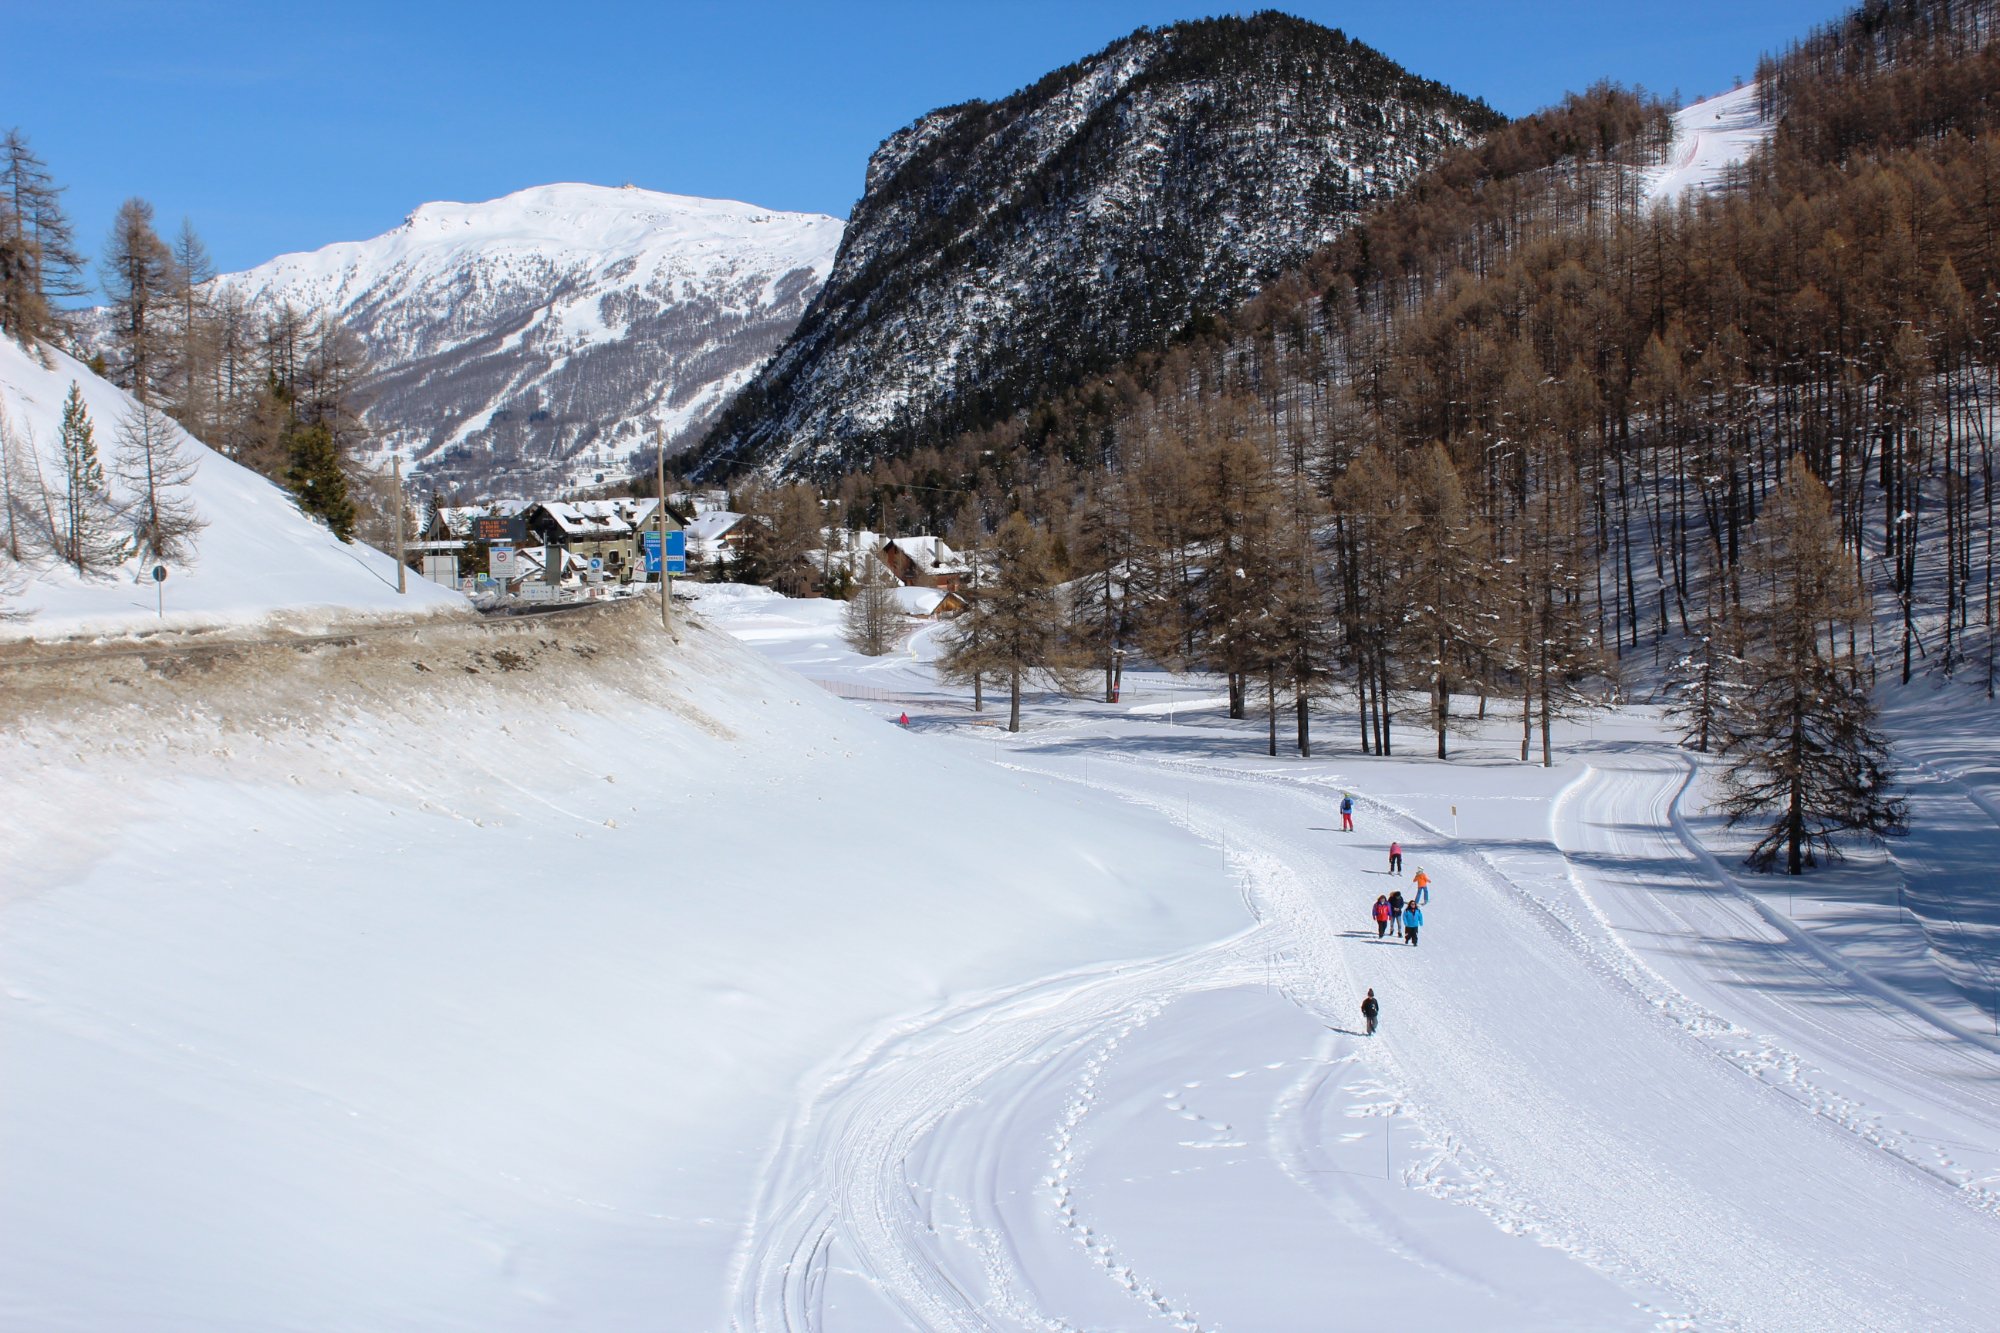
[1361,988,1379,1036]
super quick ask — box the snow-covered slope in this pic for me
[0,602,1230,1329]
[217,184,844,493]
[1644,83,1771,205]
[0,338,465,640]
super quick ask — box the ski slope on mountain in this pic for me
[1644,82,1770,205]
[698,585,2000,1331]
[0,338,464,641]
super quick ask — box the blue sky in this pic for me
[9,1,1845,281]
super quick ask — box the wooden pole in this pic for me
[656,428,671,635]
[393,453,407,594]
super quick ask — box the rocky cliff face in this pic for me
[694,13,1502,480]
[216,183,843,494]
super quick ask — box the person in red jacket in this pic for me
[1372,895,1392,939]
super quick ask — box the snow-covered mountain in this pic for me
[693,14,1501,480]
[217,183,844,494]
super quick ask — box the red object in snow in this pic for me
[898,712,910,726]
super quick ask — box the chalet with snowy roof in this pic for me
[521,498,675,584]
[684,511,755,562]
[892,585,968,619]
[878,535,970,591]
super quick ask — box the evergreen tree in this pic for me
[101,198,177,401]
[938,512,1081,732]
[1716,456,1906,874]
[0,129,85,346]
[55,383,119,573]
[285,421,356,541]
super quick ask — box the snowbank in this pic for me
[0,337,466,641]
[0,603,1232,1329]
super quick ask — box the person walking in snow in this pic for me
[1340,793,1355,832]
[1372,895,1391,939]
[1412,868,1430,901]
[1388,840,1402,875]
[1388,889,1406,938]
[1403,903,1423,947]
[1361,988,1379,1036]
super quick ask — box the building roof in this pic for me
[883,535,969,575]
[685,511,750,543]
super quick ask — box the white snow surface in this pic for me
[1644,83,1771,205]
[222,183,844,320]
[0,339,465,640]
[4,578,1997,1330]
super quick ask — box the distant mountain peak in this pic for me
[217,183,845,495]
[695,13,1500,480]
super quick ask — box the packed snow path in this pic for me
[727,717,2000,1330]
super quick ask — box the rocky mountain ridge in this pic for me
[694,12,1503,480]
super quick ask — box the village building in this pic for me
[877,535,970,591]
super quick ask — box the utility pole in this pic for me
[656,426,672,636]
[392,452,407,595]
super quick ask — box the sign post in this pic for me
[655,430,672,635]
[392,453,406,595]
[151,564,167,619]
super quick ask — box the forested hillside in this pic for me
[693,12,1501,480]
[725,0,2000,844]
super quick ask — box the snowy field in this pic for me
[1644,83,1771,205]
[3,582,1997,1331]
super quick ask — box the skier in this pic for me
[1372,895,1391,939]
[1404,903,1423,947]
[1412,868,1430,901]
[1361,988,1379,1036]
[898,712,910,727]
[1340,793,1355,832]
[1388,840,1403,875]
[1388,889,1406,938]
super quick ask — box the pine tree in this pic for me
[1397,443,1494,760]
[1716,456,1906,874]
[101,198,178,401]
[937,512,1081,732]
[843,554,902,656]
[0,129,85,346]
[55,383,119,573]
[285,421,356,541]
[113,398,203,562]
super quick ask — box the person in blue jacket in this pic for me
[1403,903,1424,946]
[1339,793,1355,832]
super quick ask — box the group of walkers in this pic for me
[1370,879,1425,945]
[1343,796,1439,1037]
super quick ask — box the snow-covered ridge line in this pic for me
[211,182,846,494]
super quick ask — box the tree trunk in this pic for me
[1296,682,1311,758]
[1267,669,1277,757]
[1008,664,1021,734]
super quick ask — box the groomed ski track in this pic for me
[727,723,2000,1331]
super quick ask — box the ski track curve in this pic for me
[730,740,2000,1332]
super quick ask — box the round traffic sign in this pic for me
[151,565,168,582]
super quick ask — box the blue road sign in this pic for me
[642,529,687,575]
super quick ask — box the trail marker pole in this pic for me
[655,429,672,637]
[392,453,406,595]
[1451,804,1459,838]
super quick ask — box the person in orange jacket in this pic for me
[1412,868,1430,901]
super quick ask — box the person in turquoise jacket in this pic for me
[1403,904,1424,947]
